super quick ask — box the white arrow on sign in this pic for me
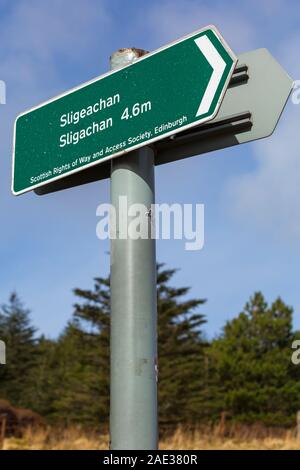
[195,35,226,117]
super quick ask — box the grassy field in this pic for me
[2,425,300,450]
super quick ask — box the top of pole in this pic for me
[110,48,148,70]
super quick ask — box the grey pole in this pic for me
[109,48,158,450]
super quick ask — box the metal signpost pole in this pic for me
[109,49,158,450]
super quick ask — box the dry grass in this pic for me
[2,424,300,450]
[160,426,300,450]
[3,426,108,451]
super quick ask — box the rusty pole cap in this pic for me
[109,48,149,70]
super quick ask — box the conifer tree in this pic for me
[0,293,38,407]
[209,292,300,426]
[50,266,207,426]
[50,277,110,427]
[157,265,207,425]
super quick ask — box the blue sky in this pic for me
[0,0,299,339]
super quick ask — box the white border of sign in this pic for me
[12,25,237,196]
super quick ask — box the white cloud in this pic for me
[0,0,113,221]
[277,33,300,79]
[0,0,111,107]
[141,0,257,53]
[226,28,300,244]
[1,0,110,60]
[227,101,300,241]
[141,0,300,244]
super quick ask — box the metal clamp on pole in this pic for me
[228,63,249,87]
[169,111,253,143]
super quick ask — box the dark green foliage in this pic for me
[43,265,207,427]
[48,277,110,427]
[1,272,300,429]
[157,265,207,425]
[0,293,38,408]
[209,292,300,426]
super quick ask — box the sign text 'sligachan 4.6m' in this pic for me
[12,25,236,195]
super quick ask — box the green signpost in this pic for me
[11,21,293,450]
[12,25,236,195]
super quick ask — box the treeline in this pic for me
[0,264,300,429]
